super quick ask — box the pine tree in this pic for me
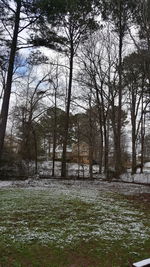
[31,0,98,177]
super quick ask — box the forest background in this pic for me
[0,0,150,179]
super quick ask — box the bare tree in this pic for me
[12,63,52,173]
[0,0,41,161]
[123,52,149,174]
[77,28,119,177]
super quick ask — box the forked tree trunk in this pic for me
[0,0,21,161]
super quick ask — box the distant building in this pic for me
[50,145,72,161]
[72,142,90,164]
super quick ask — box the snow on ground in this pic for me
[0,178,149,196]
[121,172,150,184]
[38,161,150,184]
[38,161,102,178]
[0,181,14,188]
[144,162,150,168]
[0,180,149,248]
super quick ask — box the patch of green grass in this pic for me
[0,187,149,266]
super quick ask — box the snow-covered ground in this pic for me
[38,161,150,184]
[121,172,150,184]
[0,160,150,184]
[38,161,101,178]
[0,178,149,196]
[0,178,149,252]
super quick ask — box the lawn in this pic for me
[0,180,150,267]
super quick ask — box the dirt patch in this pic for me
[125,193,150,209]
[68,252,100,267]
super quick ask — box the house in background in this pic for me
[48,143,89,163]
[50,145,73,161]
[72,142,89,164]
[49,142,100,164]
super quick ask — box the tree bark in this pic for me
[115,1,123,176]
[99,122,103,174]
[61,41,74,178]
[140,81,145,174]
[52,85,57,177]
[131,89,137,175]
[94,78,103,173]
[131,131,137,175]
[32,128,38,174]
[77,118,80,178]
[0,0,21,161]
[88,96,93,179]
[99,81,109,175]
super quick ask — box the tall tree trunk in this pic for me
[99,81,109,176]
[131,91,137,175]
[103,117,108,174]
[52,85,57,177]
[89,145,93,179]
[48,135,51,158]
[131,131,137,175]
[115,1,123,176]
[111,98,118,171]
[61,42,74,178]
[0,0,21,161]
[140,120,145,174]
[99,125,103,174]
[88,96,93,179]
[32,128,38,174]
[94,78,103,173]
[77,118,80,178]
[140,81,145,174]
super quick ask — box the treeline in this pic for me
[0,0,150,178]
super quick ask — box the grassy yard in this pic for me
[0,182,149,267]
